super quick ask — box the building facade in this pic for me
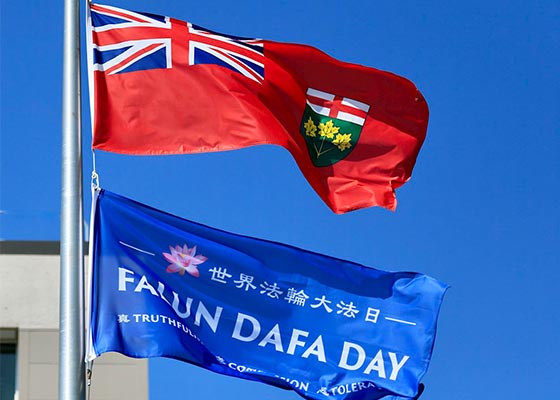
[0,241,148,400]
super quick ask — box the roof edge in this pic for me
[0,241,89,255]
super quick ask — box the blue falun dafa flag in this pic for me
[86,190,447,400]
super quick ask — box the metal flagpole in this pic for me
[60,0,85,398]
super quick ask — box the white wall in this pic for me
[0,250,148,400]
[16,330,148,400]
[0,254,59,329]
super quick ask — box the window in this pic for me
[0,328,17,400]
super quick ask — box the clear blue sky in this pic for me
[1,0,559,399]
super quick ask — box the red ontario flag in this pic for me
[88,3,429,213]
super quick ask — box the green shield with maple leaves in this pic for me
[299,105,363,167]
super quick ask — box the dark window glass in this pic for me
[0,329,17,400]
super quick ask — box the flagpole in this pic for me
[60,0,85,398]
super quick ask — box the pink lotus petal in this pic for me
[167,264,182,273]
[190,257,207,266]
[163,252,176,263]
[186,265,200,277]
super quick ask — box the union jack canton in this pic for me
[90,4,172,75]
[89,3,265,82]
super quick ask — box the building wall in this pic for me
[0,254,59,329]
[0,242,148,400]
[16,330,147,400]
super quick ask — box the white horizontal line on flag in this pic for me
[119,241,155,256]
[306,88,334,101]
[341,97,370,112]
[307,102,331,117]
[337,111,366,126]
[384,317,417,326]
